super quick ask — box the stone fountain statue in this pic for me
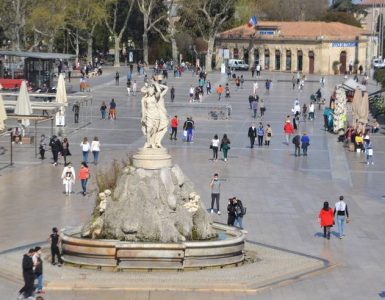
[81,81,216,243]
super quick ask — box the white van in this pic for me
[228,59,249,70]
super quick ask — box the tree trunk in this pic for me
[48,36,54,53]
[75,35,80,67]
[205,37,215,72]
[114,36,121,67]
[143,32,149,65]
[171,37,178,64]
[87,37,93,64]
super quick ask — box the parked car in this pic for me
[228,59,249,70]
[373,58,385,69]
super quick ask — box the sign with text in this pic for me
[258,30,274,35]
[331,42,357,47]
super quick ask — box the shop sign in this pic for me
[331,42,357,47]
[258,30,274,35]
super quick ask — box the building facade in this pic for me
[215,21,369,75]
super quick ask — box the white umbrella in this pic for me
[0,93,7,131]
[56,73,67,115]
[15,80,32,128]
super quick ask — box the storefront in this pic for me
[215,21,369,75]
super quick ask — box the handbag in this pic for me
[209,144,213,149]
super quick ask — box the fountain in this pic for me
[61,81,246,270]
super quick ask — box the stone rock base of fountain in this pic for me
[81,160,216,243]
[132,148,172,169]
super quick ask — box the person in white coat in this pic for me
[91,136,101,165]
[61,162,76,195]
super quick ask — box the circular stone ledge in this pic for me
[60,223,246,271]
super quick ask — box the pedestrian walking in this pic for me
[79,162,90,196]
[256,64,261,77]
[206,80,211,94]
[251,98,258,118]
[115,71,119,85]
[334,196,350,239]
[183,117,194,143]
[235,76,241,90]
[189,85,194,102]
[265,79,271,94]
[100,101,107,119]
[18,248,35,300]
[292,75,296,90]
[283,120,294,145]
[293,112,300,131]
[302,104,308,121]
[170,115,178,140]
[49,135,62,166]
[216,85,223,101]
[61,162,75,195]
[210,173,221,214]
[309,102,315,120]
[260,99,266,116]
[49,227,63,266]
[301,132,310,156]
[234,197,245,229]
[109,98,117,119]
[72,101,80,124]
[265,124,272,146]
[132,80,137,96]
[253,81,258,96]
[318,201,334,239]
[210,134,220,161]
[61,137,71,165]
[39,134,47,159]
[257,122,264,146]
[126,80,131,95]
[91,136,101,165]
[251,65,255,78]
[220,134,231,162]
[248,123,257,148]
[170,86,175,102]
[293,134,301,156]
[32,247,44,295]
[364,140,374,165]
[227,198,237,226]
[225,84,230,98]
[80,137,90,163]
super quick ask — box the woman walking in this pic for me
[265,124,272,146]
[91,136,101,165]
[220,134,231,162]
[79,162,90,196]
[211,134,220,161]
[334,196,350,239]
[61,162,76,195]
[62,137,71,165]
[100,101,107,119]
[80,137,90,163]
[318,201,334,239]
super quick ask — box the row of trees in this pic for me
[0,0,367,71]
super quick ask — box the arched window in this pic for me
[286,50,292,71]
[254,49,260,66]
[264,49,270,70]
[233,48,239,59]
[275,50,281,71]
[297,50,303,72]
[309,51,315,74]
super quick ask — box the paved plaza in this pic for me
[1,67,385,299]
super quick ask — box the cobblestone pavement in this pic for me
[1,67,385,299]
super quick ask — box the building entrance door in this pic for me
[297,50,303,72]
[340,51,347,74]
[309,51,315,74]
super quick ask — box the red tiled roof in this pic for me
[218,22,367,41]
[360,0,384,6]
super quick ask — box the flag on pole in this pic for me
[247,16,257,28]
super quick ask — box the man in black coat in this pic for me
[292,134,301,157]
[49,136,63,166]
[18,248,35,299]
[248,122,257,148]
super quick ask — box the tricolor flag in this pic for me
[248,16,257,28]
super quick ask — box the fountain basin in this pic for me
[61,223,246,270]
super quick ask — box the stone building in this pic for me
[215,21,369,75]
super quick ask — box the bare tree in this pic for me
[66,0,105,65]
[151,0,180,64]
[103,0,135,67]
[180,0,235,72]
[137,0,168,64]
[0,0,32,50]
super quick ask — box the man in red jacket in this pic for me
[170,115,179,140]
[283,120,294,145]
